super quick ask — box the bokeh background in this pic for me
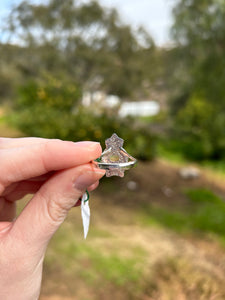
[1,0,225,299]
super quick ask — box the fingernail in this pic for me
[74,170,105,191]
[75,141,100,150]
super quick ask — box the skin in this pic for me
[0,137,105,300]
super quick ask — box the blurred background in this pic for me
[1,0,225,299]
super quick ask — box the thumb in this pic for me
[10,164,105,252]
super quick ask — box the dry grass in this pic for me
[40,189,225,300]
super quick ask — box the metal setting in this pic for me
[96,133,137,177]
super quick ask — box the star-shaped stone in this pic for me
[101,133,129,177]
[105,133,124,149]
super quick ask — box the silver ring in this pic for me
[97,160,137,170]
[96,147,137,171]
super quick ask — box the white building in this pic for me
[82,91,160,117]
[119,101,160,117]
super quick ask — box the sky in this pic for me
[99,0,176,45]
[0,0,176,45]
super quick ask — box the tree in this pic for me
[167,0,225,160]
[1,0,156,99]
[171,0,225,109]
[0,1,157,160]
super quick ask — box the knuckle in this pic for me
[44,191,81,225]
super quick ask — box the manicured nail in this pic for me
[75,141,100,149]
[74,170,105,191]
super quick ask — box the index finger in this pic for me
[0,139,102,189]
[0,137,46,149]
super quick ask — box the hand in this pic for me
[0,137,105,300]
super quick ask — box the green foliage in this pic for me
[168,0,225,162]
[1,0,156,100]
[10,77,155,160]
[17,76,81,111]
[171,0,225,103]
[1,0,158,164]
[171,94,225,160]
[140,188,225,244]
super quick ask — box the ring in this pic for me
[96,147,137,171]
[94,133,137,177]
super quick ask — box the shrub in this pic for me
[171,94,225,161]
[9,76,155,160]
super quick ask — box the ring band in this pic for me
[95,147,137,171]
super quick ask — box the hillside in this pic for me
[39,160,225,300]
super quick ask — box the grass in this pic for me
[44,213,146,292]
[43,186,225,298]
[139,204,191,233]
[157,143,188,165]
[201,160,225,177]
[82,249,144,287]
[139,188,225,245]
[149,256,225,299]
[43,226,146,299]
[158,140,225,178]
